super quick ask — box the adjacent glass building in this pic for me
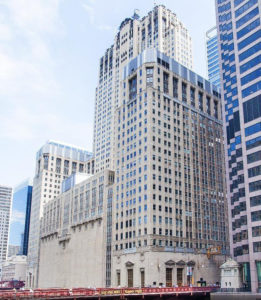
[215,0,261,292]
[206,26,221,87]
[9,180,33,256]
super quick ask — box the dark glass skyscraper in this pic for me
[215,0,261,293]
[9,180,32,256]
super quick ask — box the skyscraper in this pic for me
[215,0,261,292]
[93,5,193,174]
[0,185,12,262]
[26,140,92,288]
[9,179,33,256]
[38,6,229,288]
[206,26,221,87]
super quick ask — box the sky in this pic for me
[0,0,217,187]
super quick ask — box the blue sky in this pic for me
[0,0,216,187]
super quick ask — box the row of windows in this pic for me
[236,6,259,28]
[242,80,261,98]
[238,29,261,51]
[240,54,261,74]
[246,135,261,150]
[237,18,260,40]
[235,0,258,18]
[239,41,261,62]
[250,194,261,207]
[241,67,261,86]
[251,209,261,221]
[245,122,261,137]
[247,149,261,163]
[234,0,245,8]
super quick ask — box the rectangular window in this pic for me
[239,42,261,62]
[247,150,261,163]
[198,92,203,111]
[173,77,178,98]
[245,122,261,136]
[190,87,195,106]
[163,72,169,94]
[182,82,187,102]
[129,76,137,101]
[250,195,261,207]
[253,241,261,252]
[240,55,261,74]
[248,165,261,178]
[243,95,261,123]
[242,81,261,98]
[246,136,261,150]
[146,67,154,86]
[251,210,261,221]
[249,180,261,192]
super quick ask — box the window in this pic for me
[253,241,261,252]
[250,195,261,207]
[243,95,261,123]
[173,77,178,98]
[129,76,137,100]
[182,82,187,102]
[246,136,261,150]
[146,67,153,86]
[163,72,169,94]
[242,81,261,98]
[190,88,195,106]
[240,55,261,74]
[245,122,261,137]
[248,165,261,178]
[249,180,261,192]
[239,42,261,62]
[238,29,261,51]
[199,92,203,111]
[251,210,261,221]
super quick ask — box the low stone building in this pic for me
[220,258,242,290]
[38,170,114,288]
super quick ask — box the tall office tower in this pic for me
[27,141,92,288]
[0,185,12,262]
[93,5,193,174]
[215,0,261,293]
[9,179,33,256]
[206,27,221,87]
[112,48,228,287]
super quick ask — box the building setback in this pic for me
[26,141,93,288]
[93,5,193,174]
[0,185,12,263]
[215,0,261,293]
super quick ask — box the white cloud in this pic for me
[11,210,25,224]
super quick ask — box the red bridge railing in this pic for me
[0,286,217,299]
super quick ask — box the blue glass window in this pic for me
[239,42,261,62]
[245,122,261,136]
[246,136,261,150]
[240,54,261,73]
[242,81,261,98]
[243,95,261,122]
[235,0,258,18]
[241,68,261,86]
[238,29,261,50]
[236,7,259,28]
[237,18,260,39]
[234,0,245,7]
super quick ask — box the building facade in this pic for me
[9,179,32,256]
[38,170,114,288]
[215,0,261,292]
[111,48,228,288]
[27,141,93,288]
[2,255,26,281]
[93,5,193,174]
[0,185,12,263]
[206,26,221,87]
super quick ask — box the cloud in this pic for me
[11,210,25,225]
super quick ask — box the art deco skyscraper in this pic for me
[215,0,261,292]
[93,5,193,174]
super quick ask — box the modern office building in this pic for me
[206,27,221,87]
[215,0,261,293]
[0,185,12,263]
[93,5,193,174]
[26,141,93,288]
[9,180,32,256]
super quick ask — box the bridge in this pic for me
[0,286,217,299]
